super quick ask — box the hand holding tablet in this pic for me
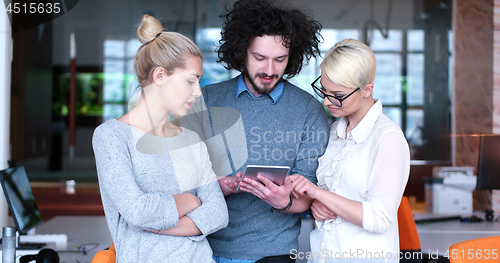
[236,165,290,192]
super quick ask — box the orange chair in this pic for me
[91,243,116,263]
[448,236,500,263]
[398,196,423,263]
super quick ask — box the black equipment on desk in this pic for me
[19,248,59,263]
[0,166,43,235]
[414,215,461,224]
[476,134,500,222]
[460,215,483,223]
[485,209,494,221]
[0,166,49,249]
[476,134,500,190]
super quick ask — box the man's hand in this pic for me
[311,199,336,221]
[238,173,293,209]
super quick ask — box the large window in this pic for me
[102,39,141,121]
[196,28,238,87]
[370,29,425,148]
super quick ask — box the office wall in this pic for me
[454,0,500,210]
[494,0,500,211]
[454,0,494,167]
[495,0,500,134]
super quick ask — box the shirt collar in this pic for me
[335,99,383,143]
[235,74,284,104]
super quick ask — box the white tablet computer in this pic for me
[237,165,290,192]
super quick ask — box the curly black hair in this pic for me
[217,0,322,79]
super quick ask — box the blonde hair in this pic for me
[320,38,376,90]
[134,14,203,88]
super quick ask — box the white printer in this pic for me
[425,167,477,214]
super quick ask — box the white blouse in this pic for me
[309,100,410,263]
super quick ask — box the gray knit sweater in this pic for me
[181,76,330,260]
[92,120,228,263]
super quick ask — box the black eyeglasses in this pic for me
[311,76,360,107]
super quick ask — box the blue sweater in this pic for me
[181,76,329,259]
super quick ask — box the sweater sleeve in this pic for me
[92,124,179,231]
[290,97,330,183]
[186,140,229,241]
[361,126,410,234]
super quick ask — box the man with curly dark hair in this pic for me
[182,0,329,262]
[216,0,322,83]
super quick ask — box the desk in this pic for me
[415,214,500,256]
[29,215,500,262]
[34,216,112,263]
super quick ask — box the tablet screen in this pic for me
[238,165,290,191]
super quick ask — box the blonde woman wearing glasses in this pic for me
[290,38,410,263]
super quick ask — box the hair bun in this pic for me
[137,14,164,44]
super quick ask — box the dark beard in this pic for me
[243,69,282,95]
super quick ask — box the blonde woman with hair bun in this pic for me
[290,38,410,263]
[92,14,228,263]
